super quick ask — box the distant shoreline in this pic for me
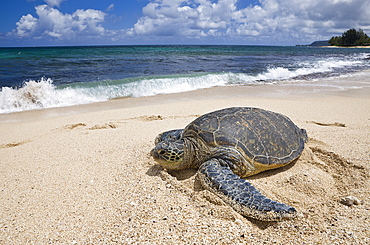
[296,45,370,48]
[320,45,370,48]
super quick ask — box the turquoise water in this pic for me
[0,45,369,113]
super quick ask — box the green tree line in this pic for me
[329,29,370,46]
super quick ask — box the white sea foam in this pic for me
[0,55,368,114]
[256,58,363,82]
[102,74,230,98]
[0,78,99,114]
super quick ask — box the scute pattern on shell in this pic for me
[184,107,305,166]
[152,107,307,221]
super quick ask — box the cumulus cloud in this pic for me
[231,0,370,38]
[132,0,370,42]
[132,0,237,37]
[14,5,106,40]
[44,0,66,7]
[15,14,38,37]
[10,0,370,44]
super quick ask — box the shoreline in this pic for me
[1,80,369,123]
[320,45,370,48]
[1,82,369,244]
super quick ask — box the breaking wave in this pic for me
[0,78,100,114]
[0,55,368,114]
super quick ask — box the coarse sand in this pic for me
[0,84,369,244]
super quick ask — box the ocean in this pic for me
[1,45,369,114]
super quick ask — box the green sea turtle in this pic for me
[151,107,307,221]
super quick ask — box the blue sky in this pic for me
[0,0,369,47]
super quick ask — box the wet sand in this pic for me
[1,84,369,244]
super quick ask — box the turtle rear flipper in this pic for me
[198,159,297,221]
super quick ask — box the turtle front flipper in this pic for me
[198,159,297,221]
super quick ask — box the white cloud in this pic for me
[107,4,114,12]
[44,0,66,7]
[132,0,370,43]
[10,0,370,45]
[15,14,38,37]
[132,0,238,37]
[233,0,369,33]
[13,5,107,40]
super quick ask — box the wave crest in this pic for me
[1,53,368,114]
[0,78,99,114]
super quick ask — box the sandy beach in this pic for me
[1,83,369,244]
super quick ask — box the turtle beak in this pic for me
[150,147,168,166]
[151,147,165,163]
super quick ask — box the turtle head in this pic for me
[151,129,186,170]
[151,140,185,169]
[154,129,184,145]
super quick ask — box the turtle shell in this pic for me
[184,107,306,167]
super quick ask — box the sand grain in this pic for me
[1,85,369,244]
